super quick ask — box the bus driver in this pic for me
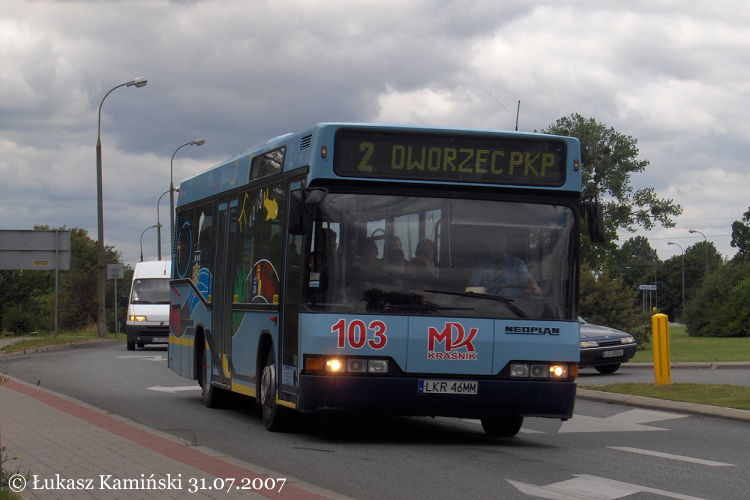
[467,232,542,297]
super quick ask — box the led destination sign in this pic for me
[333,129,566,186]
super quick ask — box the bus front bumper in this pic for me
[298,375,575,419]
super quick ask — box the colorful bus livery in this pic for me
[169,123,596,437]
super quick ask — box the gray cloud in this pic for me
[2,0,749,264]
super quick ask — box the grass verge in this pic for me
[631,324,750,363]
[581,383,750,411]
[0,332,119,354]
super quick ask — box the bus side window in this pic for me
[250,184,286,304]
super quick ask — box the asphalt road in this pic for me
[2,342,749,499]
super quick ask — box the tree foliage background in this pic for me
[579,269,650,345]
[0,227,131,334]
[544,114,681,268]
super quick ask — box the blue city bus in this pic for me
[169,123,597,436]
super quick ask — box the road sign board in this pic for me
[638,284,658,291]
[107,263,125,279]
[0,229,70,270]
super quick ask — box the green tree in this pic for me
[657,242,718,320]
[685,259,750,337]
[544,114,682,267]
[730,207,750,256]
[57,227,123,331]
[686,240,723,282]
[611,236,660,290]
[579,269,649,345]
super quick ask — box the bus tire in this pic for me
[260,350,287,432]
[200,347,225,408]
[126,340,135,351]
[481,416,523,437]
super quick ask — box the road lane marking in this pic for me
[609,446,735,467]
[117,355,166,362]
[508,474,705,499]
[559,408,688,433]
[147,385,202,393]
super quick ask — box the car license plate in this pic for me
[602,349,624,358]
[418,379,477,395]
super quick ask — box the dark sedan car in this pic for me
[579,317,637,374]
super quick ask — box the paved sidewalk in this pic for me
[0,376,346,500]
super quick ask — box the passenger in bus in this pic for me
[409,238,436,281]
[349,238,380,281]
[467,232,541,296]
[383,237,408,274]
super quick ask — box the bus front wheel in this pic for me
[200,348,225,408]
[260,350,288,431]
[481,416,523,437]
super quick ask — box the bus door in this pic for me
[211,200,236,386]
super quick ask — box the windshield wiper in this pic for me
[424,289,528,318]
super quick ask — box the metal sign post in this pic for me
[107,263,125,337]
[638,284,658,312]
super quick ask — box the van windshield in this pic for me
[131,278,170,304]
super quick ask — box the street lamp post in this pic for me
[689,229,709,278]
[667,241,685,318]
[140,225,159,262]
[96,77,147,338]
[156,189,170,260]
[169,139,206,258]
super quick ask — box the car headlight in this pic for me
[580,340,598,348]
[621,336,636,344]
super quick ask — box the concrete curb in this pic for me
[576,388,750,423]
[623,361,750,369]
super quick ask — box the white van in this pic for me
[125,260,171,350]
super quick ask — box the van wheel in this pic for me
[259,350,288,431]
[126,340,135,351]
[200,348,225,408]
[481,416,523,437]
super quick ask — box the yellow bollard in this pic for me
[651,313,671,385]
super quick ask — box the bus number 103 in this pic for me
[332,319,388,349]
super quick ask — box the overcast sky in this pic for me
[2,0,748,266]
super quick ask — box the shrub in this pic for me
[1,307,36,335]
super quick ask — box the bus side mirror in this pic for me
[289,188,328,235]
[584,201,605,244]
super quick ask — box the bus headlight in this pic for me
[549,365,568,378]
[509,362,573,380]
[304,355,390,375]
[510,364,529,378]
[346,359,367,373]
[129,315,147,322]
[367,359,389,373]
[326,359,343,372]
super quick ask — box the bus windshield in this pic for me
[130,278,170,304]
[304,192,575,320]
